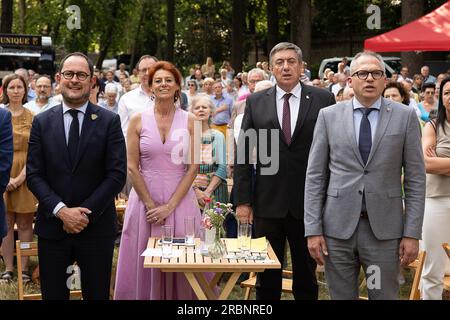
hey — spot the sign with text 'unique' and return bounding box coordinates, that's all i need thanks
[0,34,42,48]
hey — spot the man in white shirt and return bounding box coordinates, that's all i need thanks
[117,55,158,196]
[397,66,412,83]
[118,55,158,139]
[331,73,347,97]
[24,75,58,114]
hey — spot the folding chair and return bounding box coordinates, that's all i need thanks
[408,251,426,300]
[240,270,293,300]
[15,240,83,300]
[443,243,450,292]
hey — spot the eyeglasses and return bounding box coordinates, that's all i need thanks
[188,84,196,87]
[248,79,261,84]
[36,85,51,89]
[351,70,384,80]
[61,71,90,81]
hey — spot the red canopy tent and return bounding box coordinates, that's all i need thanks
[364,1,450,52]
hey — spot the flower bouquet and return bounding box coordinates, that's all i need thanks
[201,197,234,258]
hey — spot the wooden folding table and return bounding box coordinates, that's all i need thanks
[143,237,281,300]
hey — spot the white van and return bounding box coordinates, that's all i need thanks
[318,56,402,79]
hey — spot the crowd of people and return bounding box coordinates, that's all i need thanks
[0,42,449,301]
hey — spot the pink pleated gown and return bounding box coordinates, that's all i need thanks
[114,107,201,300]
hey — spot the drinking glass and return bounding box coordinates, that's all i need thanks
[184,216,195,245]
[161,225,173,258]
[238,222,251,257]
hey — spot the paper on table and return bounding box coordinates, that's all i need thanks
[141,248,184,258]
[225,237,267,252]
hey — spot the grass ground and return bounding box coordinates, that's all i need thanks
[2,241,438,300]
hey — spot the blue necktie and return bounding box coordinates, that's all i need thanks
[359,108,373,165]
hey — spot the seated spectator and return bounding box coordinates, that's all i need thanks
[418,83,437,122]
[311,79,322,88]
[24,75,58,114]
[202,77,215,95]
[129,68,140,84]
[184,80,198,107]
[383,81,409,105]
[412,74,423,96]
[115,63,130,79]
[336,88,344,102]
[223,79,237,101]
[99,83,119,113]
[342,86,355,101]
[397,66,412,83]
[421,65,436,84]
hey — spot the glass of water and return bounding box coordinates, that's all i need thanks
[238,222,251,258]
[161,225,173,258]
[184,216,195,245]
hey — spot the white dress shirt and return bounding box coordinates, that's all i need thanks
[118,85,154,139]
[53,102,88,215]
[276,82,302,137]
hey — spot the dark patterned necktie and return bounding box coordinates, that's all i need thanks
[282,93,292,145]
[359,108,374,164]
[68,109,80,165]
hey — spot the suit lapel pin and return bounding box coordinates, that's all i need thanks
[91,114,98,120]
[306,95,310,99]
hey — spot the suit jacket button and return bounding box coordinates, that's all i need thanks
[364,170,369,175]
[358,190,363,195]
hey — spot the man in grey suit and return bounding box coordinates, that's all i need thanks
[304,51,426,300]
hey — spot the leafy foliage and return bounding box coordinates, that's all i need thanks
[2,0,447,72]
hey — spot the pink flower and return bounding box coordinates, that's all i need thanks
[201,216,212,229]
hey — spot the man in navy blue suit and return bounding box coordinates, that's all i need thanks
[27,52,127,300]
[0,108,13,247]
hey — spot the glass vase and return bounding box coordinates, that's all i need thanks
[208,227,225,259]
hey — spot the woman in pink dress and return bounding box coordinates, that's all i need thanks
[114,61,200,299]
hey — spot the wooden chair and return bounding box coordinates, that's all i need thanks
[240,270,293,299]
[15,240,83,300]
[240,266,325,299]
[408,251,426,300]
[443,243,450,292]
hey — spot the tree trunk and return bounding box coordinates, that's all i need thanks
[266,0,279,53]
[166,0,175,62]
[290,0,311,63]
[130,0,147,69]
[231,0,246,72]
[0,0,13,33]
[401,0,424,75]
[96,0,121,69]
[52,0,67,44]
[19,0,26,33]
[247,1,258,65]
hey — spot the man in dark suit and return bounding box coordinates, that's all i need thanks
[0,108,13,247]
[234,42,335,300]
[27,52,127,300]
